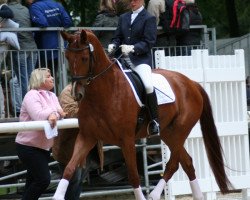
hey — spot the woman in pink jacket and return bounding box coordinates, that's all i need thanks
[15,68,66,200]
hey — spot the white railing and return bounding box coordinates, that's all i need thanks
[155,49,250,200]
[0,118,78,134]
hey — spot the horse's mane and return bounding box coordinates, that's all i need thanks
[84,29,112,65]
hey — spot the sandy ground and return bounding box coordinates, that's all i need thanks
[81,192,243,200]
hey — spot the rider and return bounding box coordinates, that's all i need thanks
[108,0,159,136]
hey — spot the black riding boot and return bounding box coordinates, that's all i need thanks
[147,91,160,136]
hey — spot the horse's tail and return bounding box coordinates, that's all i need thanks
[197,83,233,194]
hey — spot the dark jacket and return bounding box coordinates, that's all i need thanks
[111,8,157,66]
[92,11,119,48]
[29,0,72,58]
[0,4,13,20]
[8,1,37,50]
[176,4,203,46]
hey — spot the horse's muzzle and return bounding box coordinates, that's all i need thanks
[72,82,85,101]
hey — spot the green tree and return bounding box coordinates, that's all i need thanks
[198,0,248,38]
[60,0,98,26]
[225,0,239,37]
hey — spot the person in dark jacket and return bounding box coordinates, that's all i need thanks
[175,1,203,55]
[25,0,72,77]
[0,0,13,19]
[92,0,119,48]
[8,0,38,100]
[108,0,159,137]
[0,0,15,118]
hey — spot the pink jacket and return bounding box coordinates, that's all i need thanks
[15,89,62,150]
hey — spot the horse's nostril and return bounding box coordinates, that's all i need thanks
[75,93,83,101]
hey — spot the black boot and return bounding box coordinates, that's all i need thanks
[146,91,160,136]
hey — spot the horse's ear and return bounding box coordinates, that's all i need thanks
[60,31,74,43]
[80,30,87,44]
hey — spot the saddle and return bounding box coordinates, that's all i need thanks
[118,57,148,132]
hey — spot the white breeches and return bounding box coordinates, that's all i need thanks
[132,63,154,94]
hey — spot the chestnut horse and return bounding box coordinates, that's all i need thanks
[53,30,232,200]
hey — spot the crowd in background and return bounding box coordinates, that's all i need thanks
[0,0,205,120]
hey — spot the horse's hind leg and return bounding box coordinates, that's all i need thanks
[179,148,204,200]
[149,147,181,200]
[53,131,96,200]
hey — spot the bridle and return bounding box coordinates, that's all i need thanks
[66,42,94,85]
[66,40,120,86]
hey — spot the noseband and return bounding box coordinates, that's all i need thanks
[66,42,94,85]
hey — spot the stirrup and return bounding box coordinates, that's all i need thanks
[147,120,160,137]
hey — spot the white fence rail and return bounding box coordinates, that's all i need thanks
[0,118,78,134]
[155,49,250,200]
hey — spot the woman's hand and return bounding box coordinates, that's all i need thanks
[48,113,58,128]
[57,109,67,118]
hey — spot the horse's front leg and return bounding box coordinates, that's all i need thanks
[53,132,96,200]
[121,140,146,200]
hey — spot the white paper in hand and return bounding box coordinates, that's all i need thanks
[44,122,58,139]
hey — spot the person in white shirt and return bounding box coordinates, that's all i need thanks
[108,0,159,136]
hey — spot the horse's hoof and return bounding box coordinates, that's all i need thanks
[148,192,161,200]
[52,195,64,200]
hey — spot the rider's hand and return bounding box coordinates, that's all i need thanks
[108,44,116,53]
[120,45,134,55]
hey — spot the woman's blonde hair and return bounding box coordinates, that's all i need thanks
[99,0,116,13]
[28,68,51,90]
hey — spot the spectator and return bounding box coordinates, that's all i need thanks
[108,0,159,136]
[0,0,20,49]
[15,68,66,199]
[52,84,91,200]
[8,0,38,100]
[147,0,165,26]
[25,0,72,77]
[9,73,22,116]
[175,1,203,55]
[147,0,176,47]
[92,0,119,48]
[0,0,19,118]
[0,40,8,118]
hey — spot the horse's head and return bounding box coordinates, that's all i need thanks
[61,30,98,101]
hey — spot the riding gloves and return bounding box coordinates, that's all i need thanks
[120,45,134,55]
[108,44,116,53]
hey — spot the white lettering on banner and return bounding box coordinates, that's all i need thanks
[44,8,60,14]
[47,13,61,17]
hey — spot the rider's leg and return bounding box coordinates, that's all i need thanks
[132,64,160,136]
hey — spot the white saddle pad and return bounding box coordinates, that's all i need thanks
[153,73,175,105]
[116,59,176,107]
